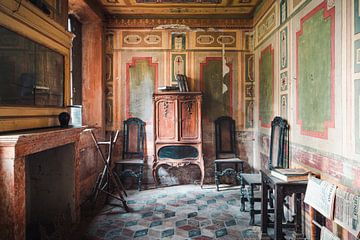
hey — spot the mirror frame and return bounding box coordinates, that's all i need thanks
[0,0,73,132]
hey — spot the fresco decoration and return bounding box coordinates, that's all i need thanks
[292,0,306,13]
[244,32,254,51]
[245,84,254,98]
[135,0,221,3]
[195,32,237,48]
[171,33,186,50]
[105,100,113,125]
[256,4,276,45]
[171,53,187,84]
[356,79,360,154]
[105,32,114,127]
[355,39,360,73]
[126,57,158,121]
[245,100,254,128]
[280,94,288,119]
[280,0,287,24]
[280,71,288,91]
[122,31,163,48]
[355,0,360,34]
[259,45,274,128]
[296,2,335,139]
[200,57,232,121]
[245,54,254,82]
[280,27,288,70]
[108,18,253,29]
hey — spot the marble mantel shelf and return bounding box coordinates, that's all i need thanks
[0,126,86,240]
[0,127,85,159]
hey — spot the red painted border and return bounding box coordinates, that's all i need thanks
[126,57,158,120]
[258,44,274,128]
[199,57,233,116]
[296,1,335,139]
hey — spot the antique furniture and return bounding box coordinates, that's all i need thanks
[152,92,204,187]
[89,130,128,211]
[214,116,245,191]
[114,117,145,191]
[240,116,289,225]
[260,170,307,240]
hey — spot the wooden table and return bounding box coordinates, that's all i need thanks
[239,173,262,225]
[260,170,307,240]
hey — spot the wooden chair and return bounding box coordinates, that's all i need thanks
[114,117,145,191]
[239,116,289,225]
[214,116,245,191]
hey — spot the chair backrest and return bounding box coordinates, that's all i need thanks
[214,116,237,159]
[268,116,289,170]
[122,117,145,159]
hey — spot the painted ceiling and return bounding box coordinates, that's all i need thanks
[97,0,262,19]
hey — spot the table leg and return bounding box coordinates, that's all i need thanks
[249,184,255,225]
[274,185,285,240]
[261,176,270,239]
[292,193,304,239]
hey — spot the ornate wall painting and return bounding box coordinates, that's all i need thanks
[292,0,306,13]
[126,57,158,121]
[296,2,335,139]
[245,84,254,98]
[280,27,288,70]
[356,79,360,154]
[122,31,163,48]
[280,0,287,24]
[280,94,288,119]
[244,32,254,51]
[256,4,276,46]
[280,71,288,91]
[171,53,187,84]
[105,32,114,128]
[200,57,232,121]
[245,100,254,128]
[171,33,186,50]
[355,0,360,34]
[355,39,360,73]
[245,54,254,82]
[259,45,274,128]
[194,31,237,49]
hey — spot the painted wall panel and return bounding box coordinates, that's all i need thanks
[259,45,274,128]
[126,57,157,121]
[296,2,334,139]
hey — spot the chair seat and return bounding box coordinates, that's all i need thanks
[115,159,144,165]
[214,158,245,163]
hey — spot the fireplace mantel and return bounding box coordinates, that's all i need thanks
[0,127,85,240]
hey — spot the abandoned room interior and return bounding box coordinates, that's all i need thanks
[0,0,360,239]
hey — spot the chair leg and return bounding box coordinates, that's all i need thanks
[137,165,144,191]
[249,185,255,225]
[215,163,220,191]
[240,185,246,212]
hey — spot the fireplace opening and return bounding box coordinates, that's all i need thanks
[25,143,75,239]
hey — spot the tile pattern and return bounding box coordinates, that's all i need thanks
[85,185,261,239]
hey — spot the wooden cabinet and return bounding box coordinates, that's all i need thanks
[152,92,204,187]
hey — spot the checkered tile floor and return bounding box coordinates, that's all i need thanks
[83,185,262,239]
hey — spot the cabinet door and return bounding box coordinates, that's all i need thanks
[155,98,177,142]
[179,97,200,142]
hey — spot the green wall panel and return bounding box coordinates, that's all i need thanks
[355,0,360,34]
[128,59,155,121]
[259,46,274,127]
[201,58,231,121]
[297,8,332,134]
